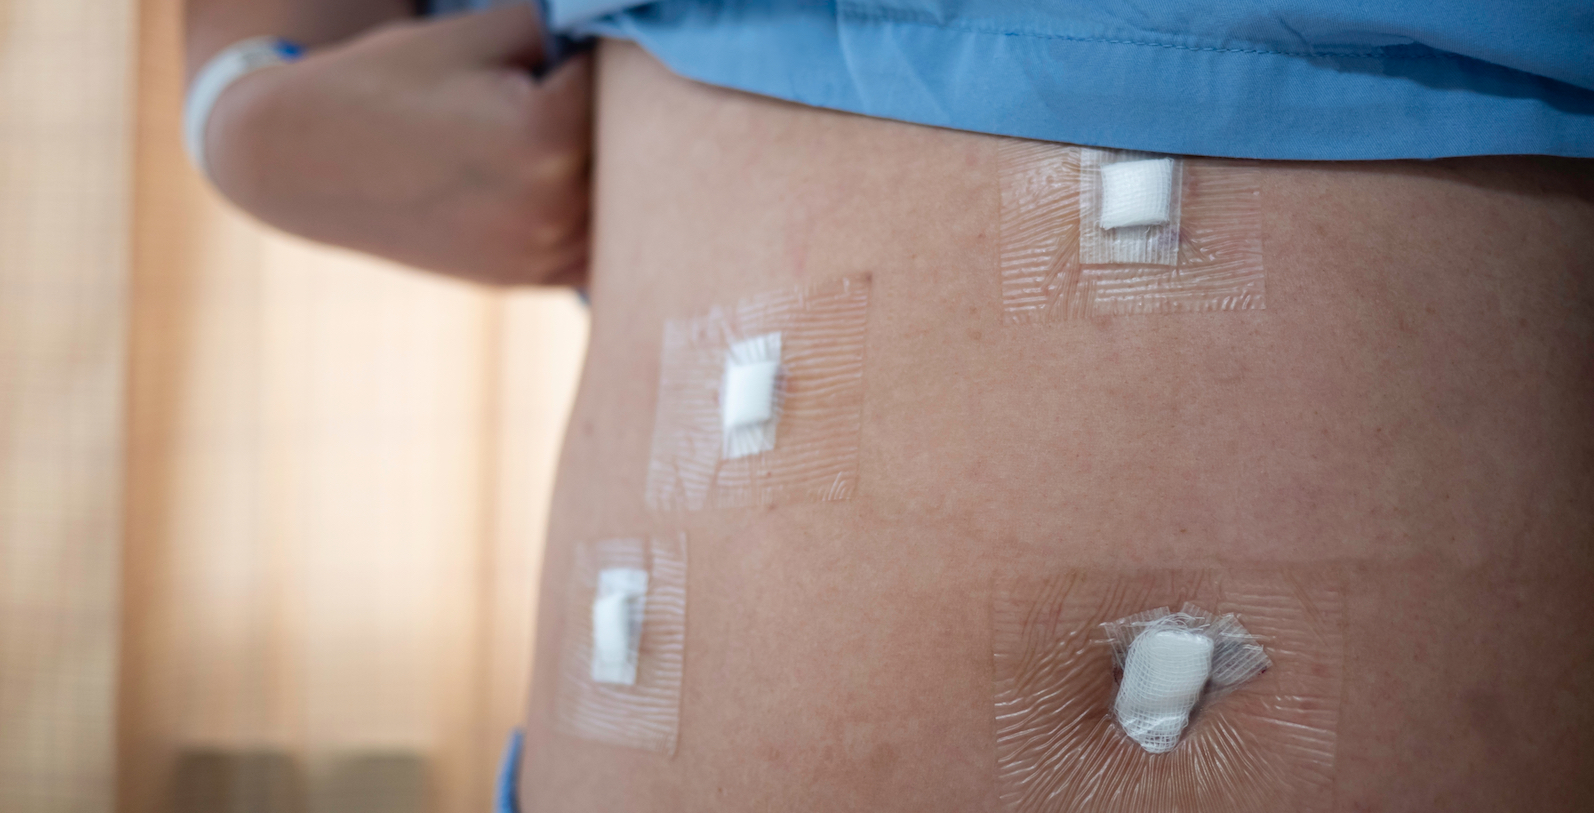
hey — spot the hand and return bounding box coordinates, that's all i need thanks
[204,4,592,287]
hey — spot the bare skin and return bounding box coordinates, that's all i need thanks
[519,41,1594,811]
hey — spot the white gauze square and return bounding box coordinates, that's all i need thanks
[1099,157,1175,230]
[720,332,782,460]
[590,567,648,685]
[1103,605,1271,754]
[1114,622,1214,753]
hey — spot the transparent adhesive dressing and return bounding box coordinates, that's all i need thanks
[646,274,870,510]
[993,567,1344,813]
[997,140,1265,322]
[554,535,688,754]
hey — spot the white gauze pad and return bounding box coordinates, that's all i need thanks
[1099,157,1175,230]
[720,332,782,460]
[591,567,648,685]
[1114,621,1215,753]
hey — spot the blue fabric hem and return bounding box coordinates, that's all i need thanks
[838,5,1452,61]
[576,2,1594,160]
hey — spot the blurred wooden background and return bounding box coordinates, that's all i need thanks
[0,0,589,810]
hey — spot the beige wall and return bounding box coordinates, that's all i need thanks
[1,1,587,810]
[1,0,134,810]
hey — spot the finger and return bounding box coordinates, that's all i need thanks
[522,50,594,142]
[424,3,546,68]
[538,48,593,102]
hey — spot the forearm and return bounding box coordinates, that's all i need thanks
[185,0,416,80]
[183,1,590,286]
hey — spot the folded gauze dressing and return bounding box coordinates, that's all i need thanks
[1099,157,1176,230]
[591,567,649,685]
[1114,619,1215,753]
[720,332,783,460]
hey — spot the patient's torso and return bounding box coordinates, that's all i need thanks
[519,40,1594,812]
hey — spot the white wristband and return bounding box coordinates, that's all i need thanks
[183,37,302,181]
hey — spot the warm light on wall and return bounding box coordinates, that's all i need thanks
[0,2,589,811]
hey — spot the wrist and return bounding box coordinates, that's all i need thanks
[183,37,302,183]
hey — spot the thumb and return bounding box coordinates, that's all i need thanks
[423,3,547,68]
